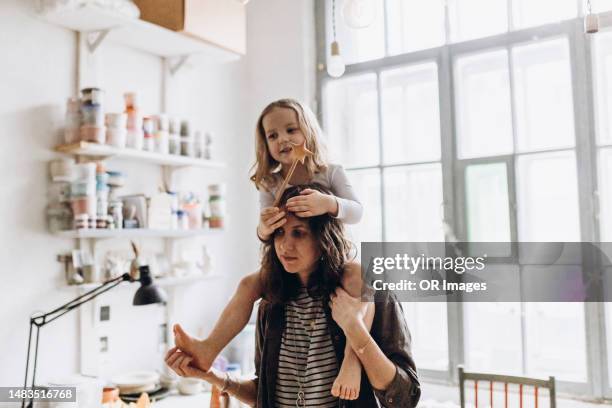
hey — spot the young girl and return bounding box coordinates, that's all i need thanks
[175,99,372,401]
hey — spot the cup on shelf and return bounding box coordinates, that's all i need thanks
[74,162,96,182]
[49,158,75,182]
[71,182,96,197]
[106,128,126,148]
[105,113,127,128]
[71,195,96,216]
[80,125,106,144]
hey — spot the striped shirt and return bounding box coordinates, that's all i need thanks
[275,287,339,407]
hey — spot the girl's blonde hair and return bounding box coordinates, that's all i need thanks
[250,99,327,191]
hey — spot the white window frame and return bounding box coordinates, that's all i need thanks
[315,0,608,399]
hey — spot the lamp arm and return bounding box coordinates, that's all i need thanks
[22,273,133,408]
[35,273,132,325]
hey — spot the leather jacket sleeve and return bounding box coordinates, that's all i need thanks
[370,291,421,408]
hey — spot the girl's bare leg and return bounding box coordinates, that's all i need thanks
[331,262,374,400]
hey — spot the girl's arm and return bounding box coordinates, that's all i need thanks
[328,164,363,224]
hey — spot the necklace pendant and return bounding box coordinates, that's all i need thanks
[296,391,306,407]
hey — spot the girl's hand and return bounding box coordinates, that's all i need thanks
[165,347,210,380]
[329,288,368,333]
[258,207,286,240]
[286,189,338,217]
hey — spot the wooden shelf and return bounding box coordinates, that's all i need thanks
[55,228,222,239]
[38,4,240,60]
[55,142,225,168]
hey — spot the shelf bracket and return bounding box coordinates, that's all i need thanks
[85,29,110,54]
[168,55,190,76]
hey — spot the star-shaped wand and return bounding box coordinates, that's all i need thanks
[273,142,313,207]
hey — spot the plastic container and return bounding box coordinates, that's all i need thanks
[47,204,72,233]
[106,127,126,148]
[71,182,95,197]
[169,134,181,155]
[74,162,96,182]
[80,125,106,144]
[181,138,195,157]
[71,196,96,216]
[155,130,169,154]
[177,210,188,230]
[208,184,225,229]
[183,202,202,229]
[48,182,71,204]
[110,201,123,230]
[144,134,155,152]
[49,158,75,182]
[80,104,104,127]
[105,113,127,128]
[81,87,104,105]
[107,171,125,188]
[127,129,144,150]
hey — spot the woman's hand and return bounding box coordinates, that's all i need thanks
[257,207,286,240]
[329,287,368,333]
[165,347,210,380]
[286,189,338,217]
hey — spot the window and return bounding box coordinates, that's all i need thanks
[320,0,605,398]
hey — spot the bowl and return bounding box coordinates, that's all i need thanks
[177,377,203,395]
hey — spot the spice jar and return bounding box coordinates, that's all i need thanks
[208,184,225,229]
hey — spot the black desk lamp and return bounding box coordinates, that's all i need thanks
[22,265,167,407]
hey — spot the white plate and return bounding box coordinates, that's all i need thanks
[111,371,160,388]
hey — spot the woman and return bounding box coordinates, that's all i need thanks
[166,185,420,407]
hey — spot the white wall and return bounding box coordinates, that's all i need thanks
[0,0,315,388]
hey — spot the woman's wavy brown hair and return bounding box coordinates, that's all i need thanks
[259,184,354,305]
[250,99,328,192]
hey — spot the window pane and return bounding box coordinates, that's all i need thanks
[402,302,449,371]
[347,169,382,244]
[524,302,587,382]
[448,0,508,42]
[386,0,445,55]
[455,50,514,159]
[465,163,512,242]
[592,0,612,13]
[513,38,575,152]
[600,148,612,241]
[517,151,581,241]
[323,74,380,167]
[464,300,523,375]
[381,62,441,165]
[593,31,612,147]
[384,164,444,241]
[329,0,385,64]
[512,0,576,29]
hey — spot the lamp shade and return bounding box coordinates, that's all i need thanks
[133,266,167,305]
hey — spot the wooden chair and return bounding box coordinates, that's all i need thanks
[458,366,556,408]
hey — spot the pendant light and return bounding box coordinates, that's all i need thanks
[585,0,599,33]
[342,0,376,29]
[328,0,346,78]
